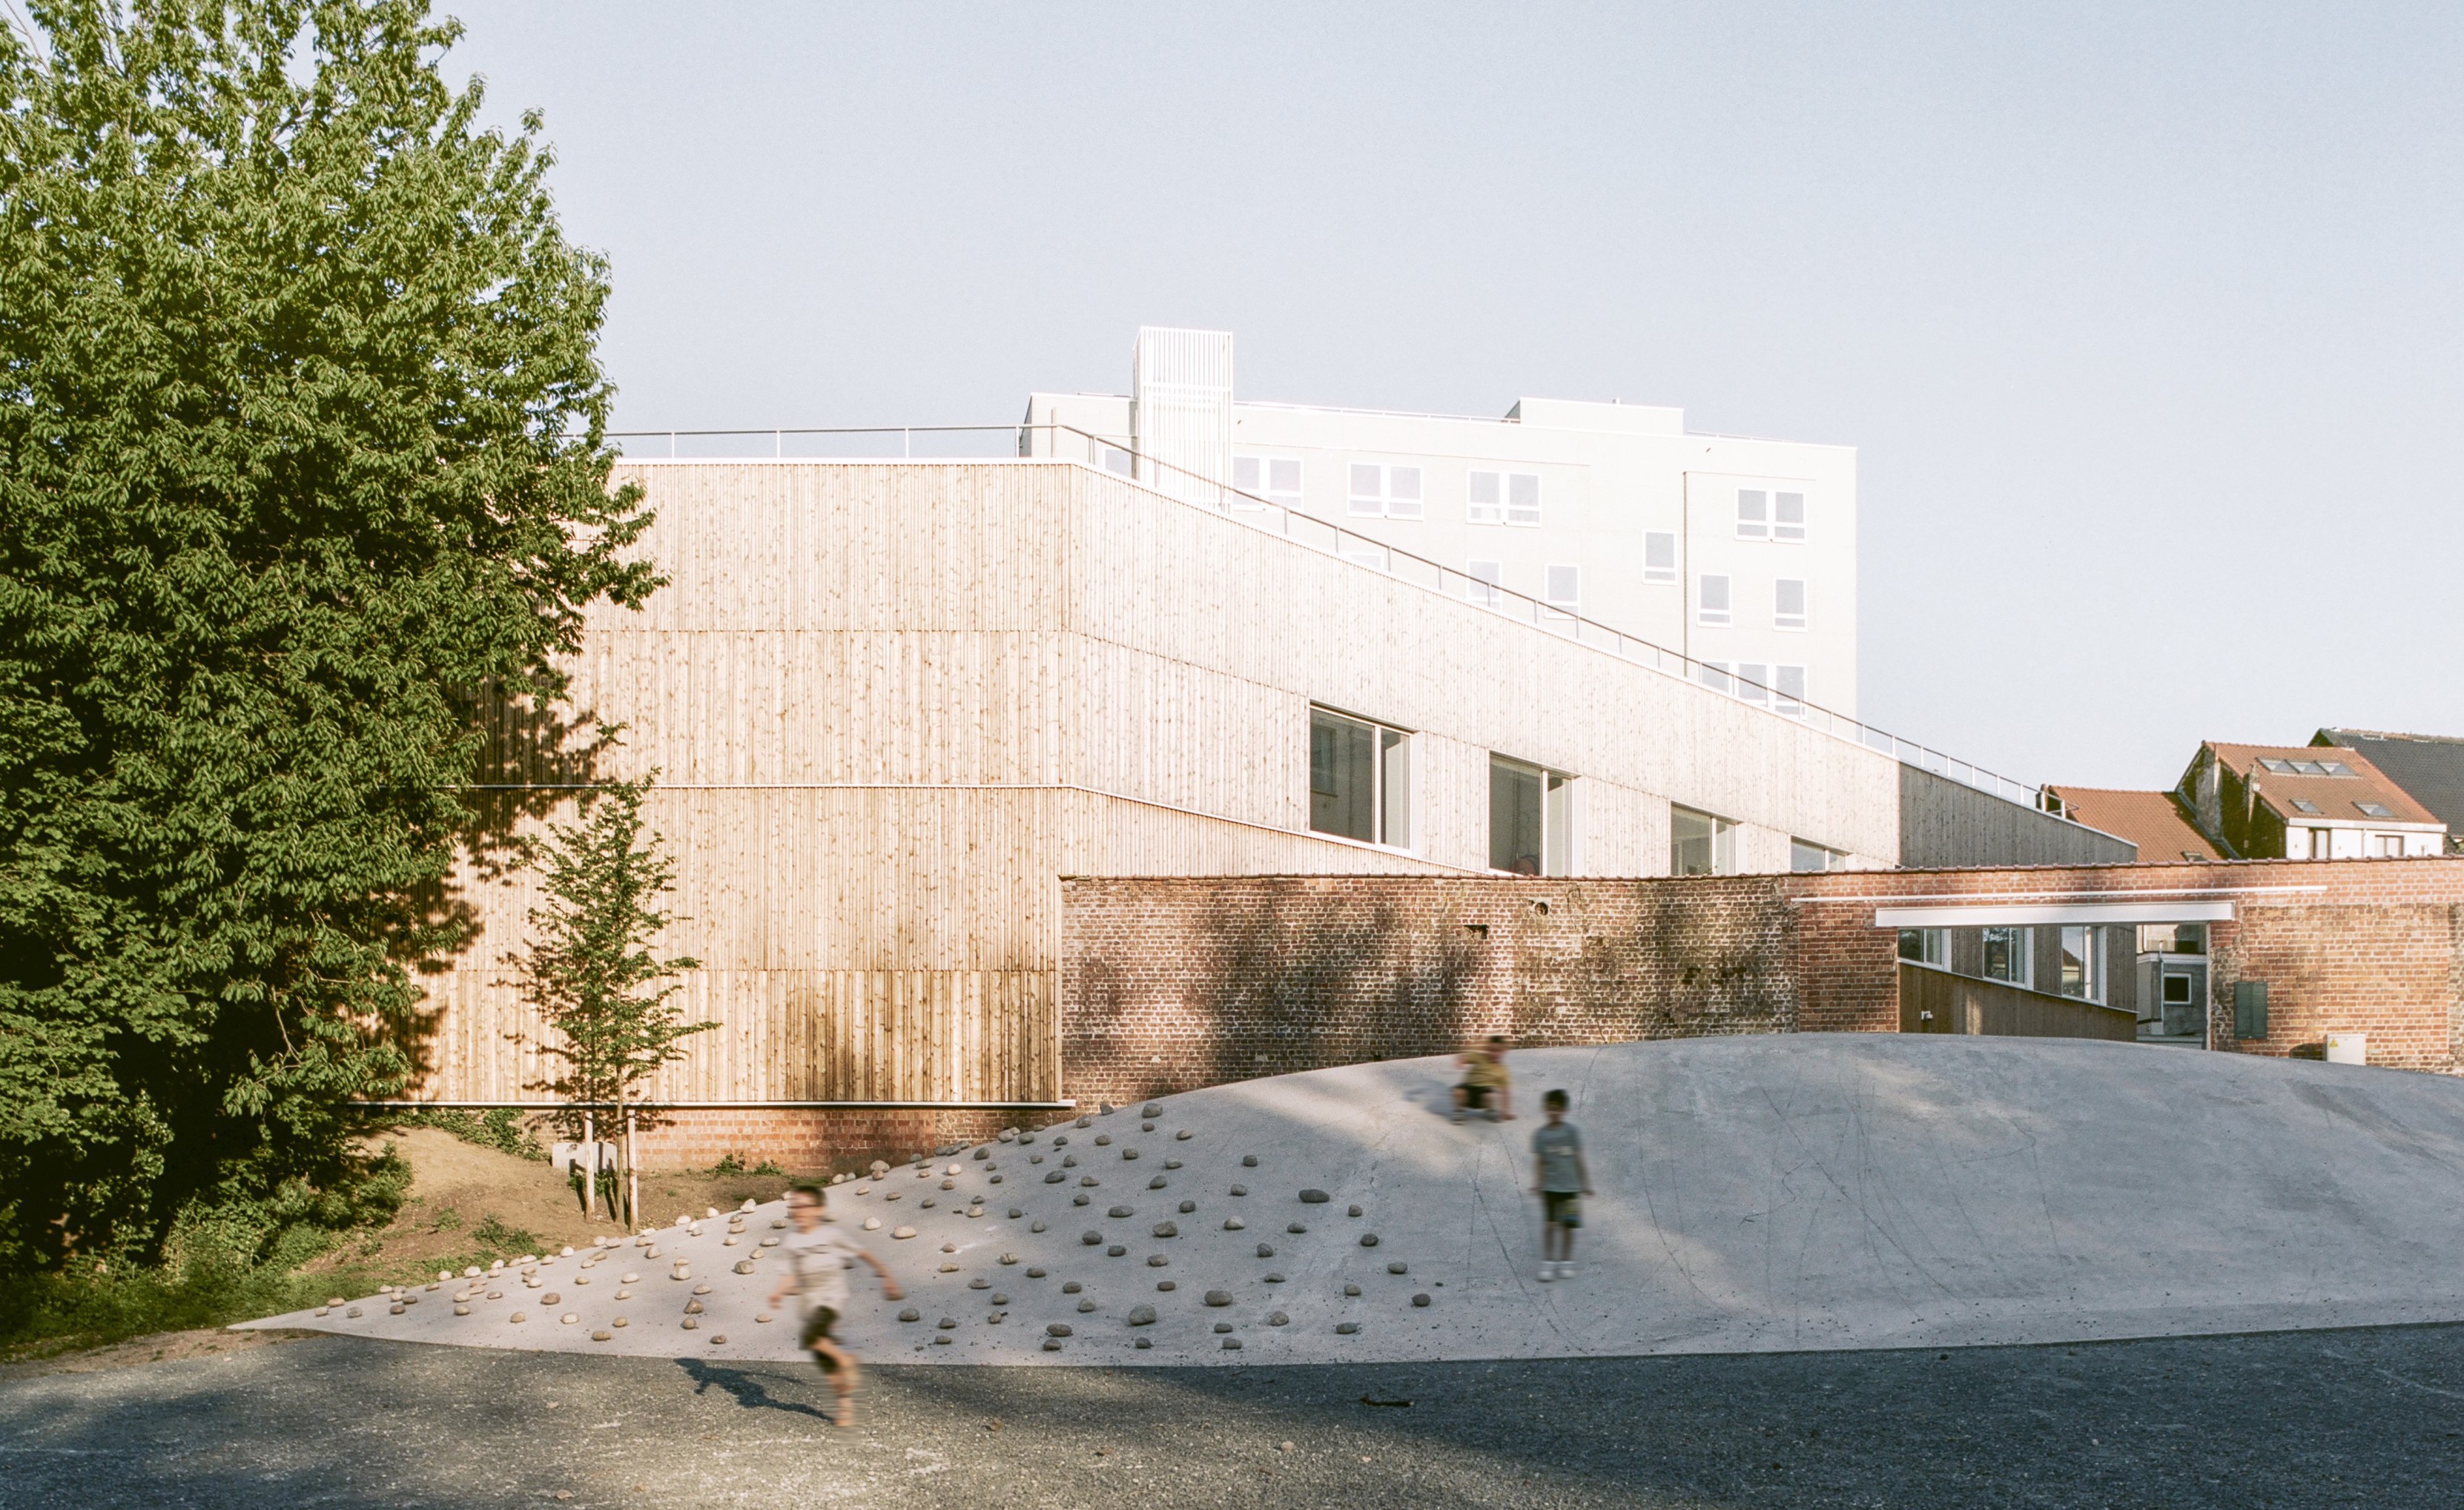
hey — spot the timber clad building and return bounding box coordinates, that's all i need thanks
[406,334,2464,1168]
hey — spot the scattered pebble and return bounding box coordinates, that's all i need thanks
[1335,1321,1360,1335]
[1175,1130,1192,1141]
[1269,1311,1290,1326]
[1299,1189,1331,1204]
[1360,1234,1380,1247]
[1229,1185,1247,1197]
[1147,1255,1169,1268]
[1348,1205,1363,1218]
[1180,1201,1198,1214]
[1109,1205,1134,1219]
[1026,1267,1048,1279]
[1063,1281,1083,1294]
[1204,1290,1234,1307]
[1412,1294,1432,1308]
[1388,1262,1408,1274]
[1083,1231,1104,1246]
[1221,1337,1242,1349]
[1344,1284,1361,1297]
[1107,1245,1127,1256]
[1047,1322,1073,1337]
[1241,1155,1258,1168]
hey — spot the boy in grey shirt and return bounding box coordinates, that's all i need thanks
[767,1183,903,1425]
[1531,1088,1591,1281]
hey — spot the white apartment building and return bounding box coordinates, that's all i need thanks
[1025,326,1858,720]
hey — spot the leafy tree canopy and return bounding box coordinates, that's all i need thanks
[0,0,658,1268]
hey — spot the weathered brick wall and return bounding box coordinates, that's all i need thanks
[624,1108,1031,1176]
[1062,874,1800,1110]
[1061,859,2464,1109]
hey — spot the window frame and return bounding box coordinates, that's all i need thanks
[1231,454,1303,509]
[1669,804,1737,877]
[1347,462,1424,520]
[1897,927,1947,966]
[1544,564,1581,612]
[1488,754,1576,877]
[2058,925,2105,1002]
[1697,573,1732,627]
[1470,469,1542,527]
[1466,558,1504,609]
[1791,838,1848,872]
[1773,490,1806,543]
[1736,488,1768,540]
[1774,578,1808,632]
[1308,705,1413,850]
[1643,530,1677,583]
[1981,926,2032,987]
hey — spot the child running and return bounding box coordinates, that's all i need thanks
[767,1182,904,1426]
[1453,1033,1515,1122]
[1531,1088,1591,1282]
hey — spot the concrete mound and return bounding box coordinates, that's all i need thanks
[242,1036,2464,1364]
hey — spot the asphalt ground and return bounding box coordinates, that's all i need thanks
[4,1323,2461,1509]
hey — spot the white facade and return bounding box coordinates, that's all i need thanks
[1026,326,1859,718]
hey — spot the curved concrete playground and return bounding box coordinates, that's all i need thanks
[240,1034,2464,1363]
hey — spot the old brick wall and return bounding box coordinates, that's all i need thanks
[1060,859,2464,1109]
[622,1108,1035,1175]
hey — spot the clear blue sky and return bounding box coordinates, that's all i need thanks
[441,1,2462,790]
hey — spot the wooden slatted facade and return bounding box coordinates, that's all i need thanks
[409,460,1907,1113]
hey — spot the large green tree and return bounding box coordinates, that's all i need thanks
[0,0,658,1267]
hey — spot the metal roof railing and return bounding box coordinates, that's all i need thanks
[601,422,2079,823]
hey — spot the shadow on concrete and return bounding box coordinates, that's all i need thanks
[673,1356,835,1420]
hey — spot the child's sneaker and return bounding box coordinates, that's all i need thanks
[1536,1265,1555,1282]
[1554,1262,1574,1279]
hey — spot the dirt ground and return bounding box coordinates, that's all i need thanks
[0,1325,323,1380]
[312,1127,802,1277]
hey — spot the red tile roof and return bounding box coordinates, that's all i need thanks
[2044,787,2213,861]
[2205,743,2441,827]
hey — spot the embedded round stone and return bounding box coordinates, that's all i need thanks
[1094,1134,1111,1146]
[1141,1122,1156,1133]
[991,1293,1010,1305]
[1256,1243,1275,1258]
[1179,1201,1197,1214]
[561,1314,579,1325]
[1044,1171,1066,1184]
[1080,1176,1100,1188]
[1073,1195,1091,1207]
[612,1317,629,1328]
[1000,1252,1019,1265]
[1076,1116,1093,1128]
[898,1307,921,1322]
[712,1334,729,1345]
[939,1263,961,1274]
[893,1226,917,1239]
[1063,1281,1083,1294]
[506,1311,523,1322]
[1223,1217,1245,1231]
[1030,1221,1048,1234]
[328,1297,346,1308]
[1268,1311,1289,1326]
[1128,1304,1157,1325]
[1335,1321,1361,1335]
[1026,1267,1048,1278]
[1344,1284,1362,1297]
[1203,1290,1234,1307]
[1077,1298,1096,1313]
[1143,1102,1162,1117]
[937,1316,959,1329]
[1387,1262,1408,1275]
[389,1304,406,1315]
[862,1217,881,1231]
[1348,1205,1364,1217]
[1164,1159,1183,1170]
[1229,1185,1247,1197]
[1083,1231,1104,1245]
[1175,1130,1192,1141]
[453,1304,471,1316]
[693,1283,713,1295]
[1265,1273,1286,1283]
[1298,1189,1331,1205]
[1147,1254,1169,1267]
[1288,1222,1308,1234]
[1157,1279,1176,1291]
[942,1242,959,1254]
[1360,1234,1380,1247]
[1107,1245,1127,1256]
[1108,1205,1134,1219]
[1008,1208,1024,1219]
[968,1277,991,1290]
[684,1299,704,1314]
[592,1330,612,1342]
[1047,1322,1073,1337]
[1152,1221,1177,1239]
[1122,1148,1139,1160]
[1241,1155,1258,1168]
[1149,1176,1169,1190]
[543,1293,561,1305]
[1412,1293,1432,1307]
[681,1317,699,1330]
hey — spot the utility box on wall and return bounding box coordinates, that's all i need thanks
[2233,980,2268,1040]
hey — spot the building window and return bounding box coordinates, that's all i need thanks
[1670,804,1736,876]
[1791,838,1847,872]
[1774,491,1806,542]
[1897,927,1946,966]
[1545,565,1580,611]
[1737,489,1767,540]
[1490,756,1574,875]
[1098,445,1134,477]
[1507,471,1541,526]
[1697,660,1731,694]
[2137,922,2206,955]
[2354,801,2393,818]
[1349,463,1423,520]
[1472,470,1541,526]
[1774,579,1807,631]
[1232,454,1301,508]
[1467,559,1503,609]
[1981,926,2032,987]
[1697,574,1731,626]
[1309,706,1411,848]
[2058,927,2104,1001]
[1644,531,1677,583]
[1775,664,1806,716]
[1735,662,1771,707]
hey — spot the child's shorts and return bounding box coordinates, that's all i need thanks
[1543,1192,1582,1228]
[1459,1083,1492,1109]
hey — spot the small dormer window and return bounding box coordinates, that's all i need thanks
[2290,798,2322,815]
[2356,801,2394,818]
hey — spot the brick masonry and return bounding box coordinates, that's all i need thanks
[618,857,2464,1168]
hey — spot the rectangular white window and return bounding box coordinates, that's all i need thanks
[1506,471,1542,526]
[1737,489,1768,540]
[1347,463,1421,519]
[1231,454,1301,508]
[1791,838,1847,872]
[1897,927,1947,965]
[1671,804,1737,876]
[1774,490,1806,542]
[1467,559,1503,609]
[1467,470,1502,525]
[1698,574,1731,626]
[1310,706,1411,849]
[1545,565,1580,610]
[1982,926,2032,987]
[1341,545,1388,572]
[1775,664,1806,716]
[1490,755,1576,876]
[2059,926,2104,1001]
[1774,578,1807,631]
[1735,662,1770,707]
[1644,531,1677,583]
[1698,660,1731,695]
[1098,445,1134,477]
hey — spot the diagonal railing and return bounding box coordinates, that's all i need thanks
[601,421,2084,824]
